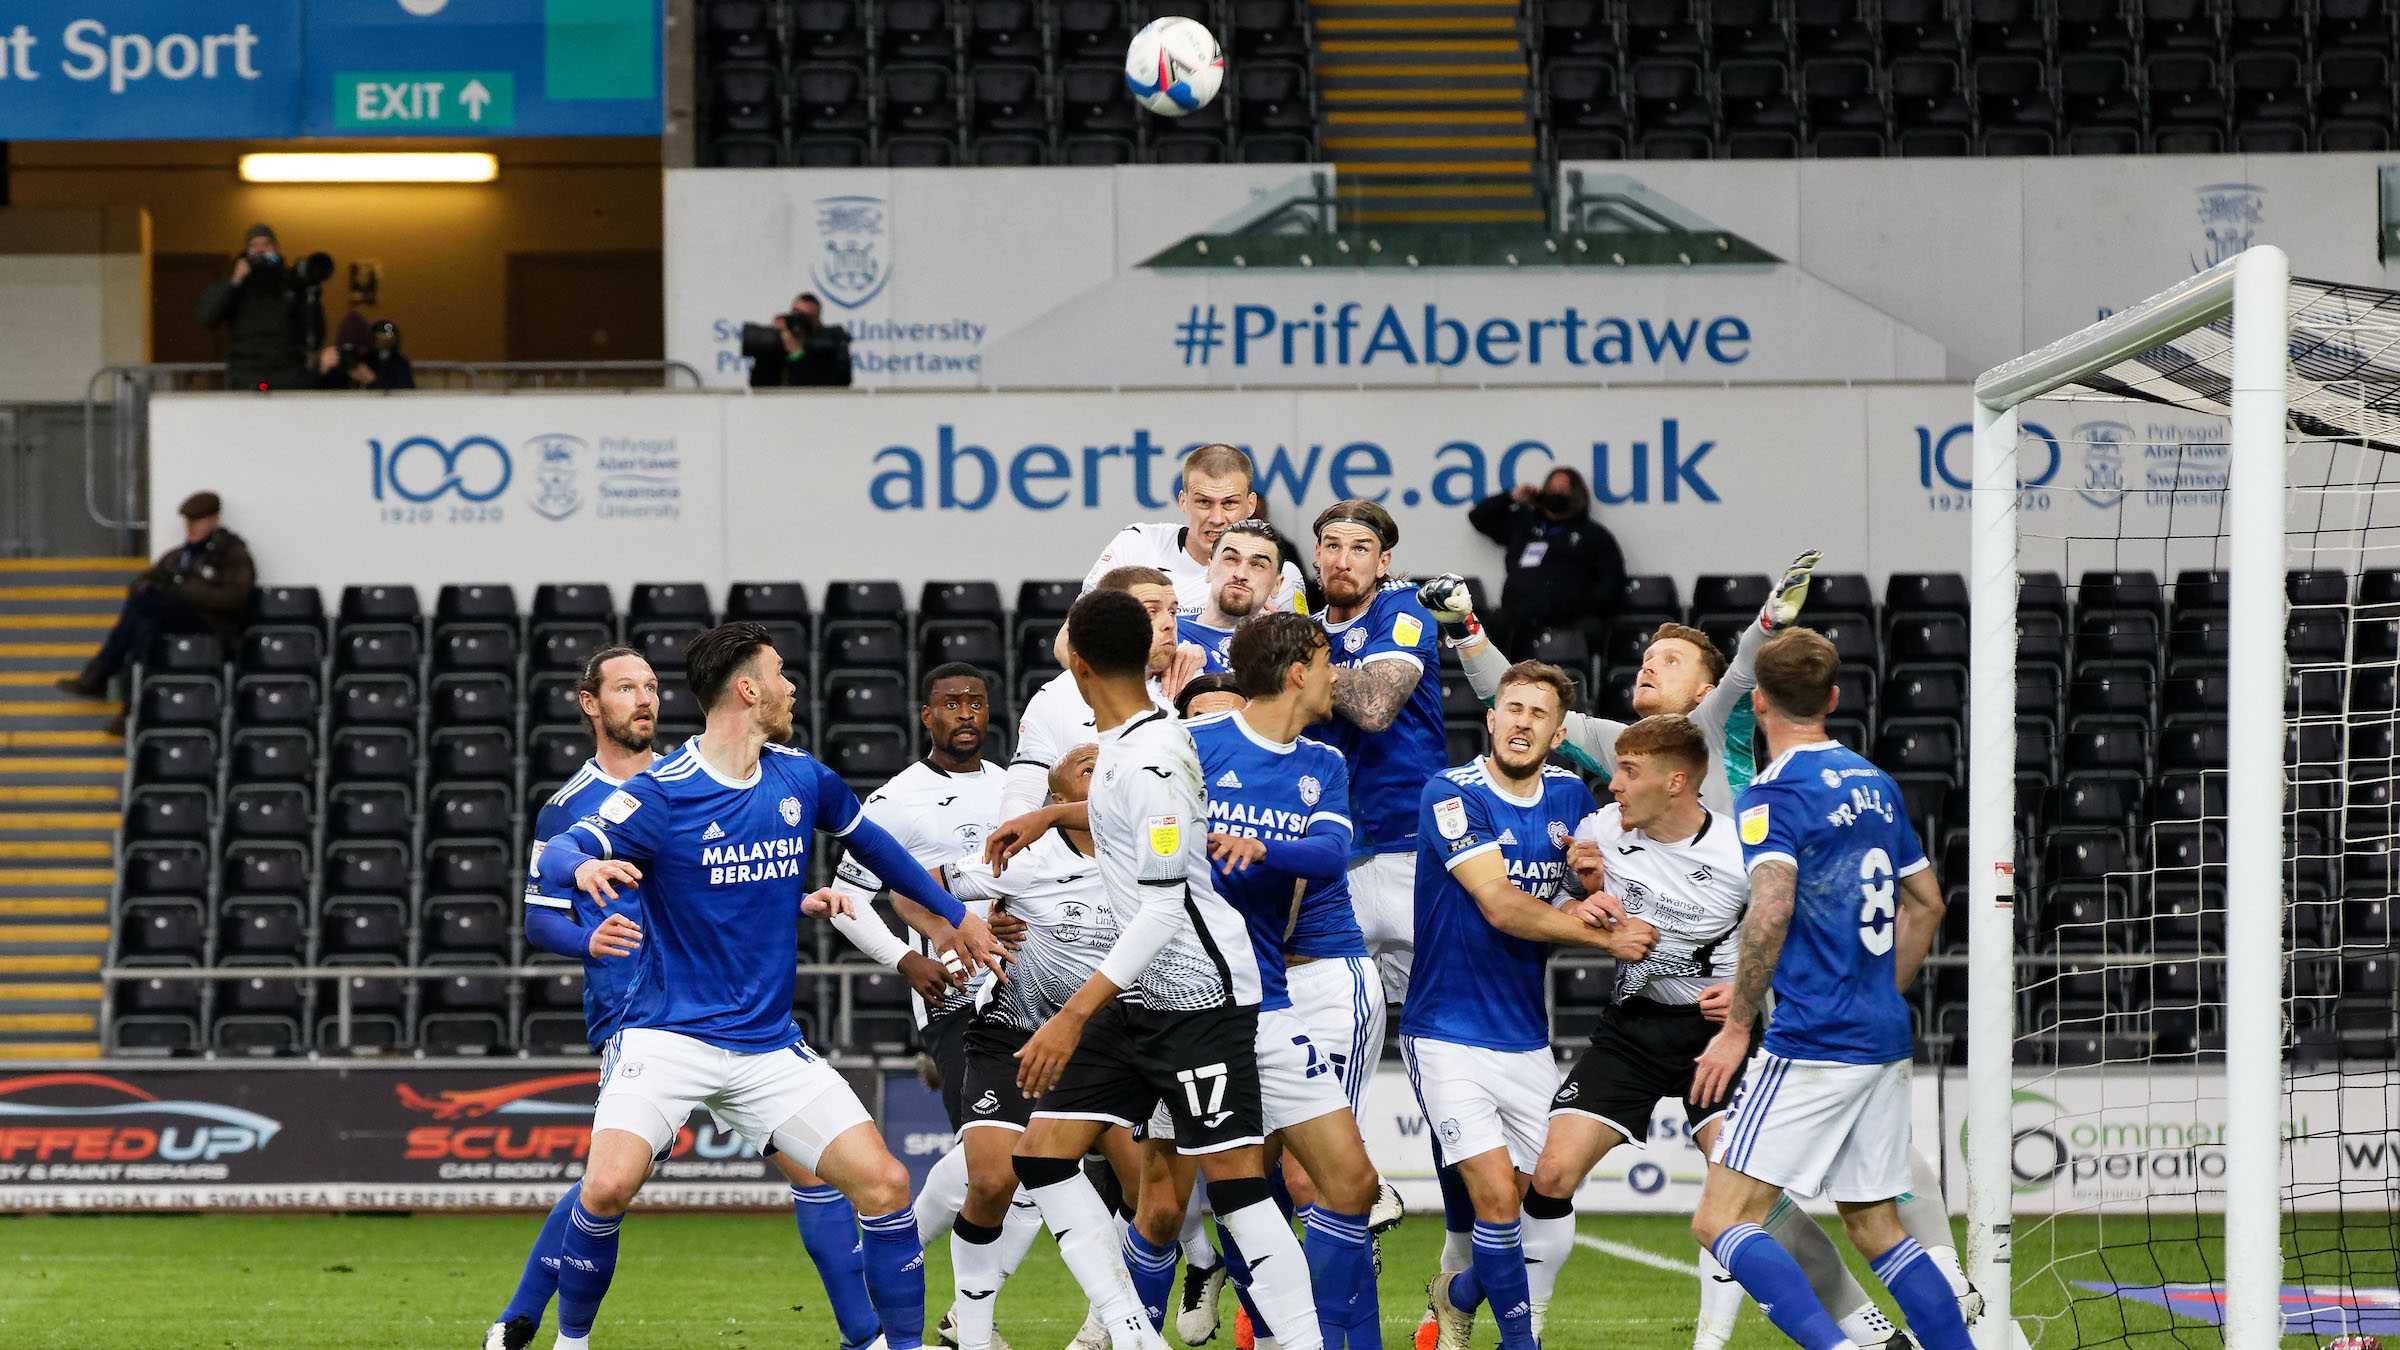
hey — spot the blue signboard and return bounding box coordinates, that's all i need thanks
[0,0,658,141]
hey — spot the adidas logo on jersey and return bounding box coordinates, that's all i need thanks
[1496,828,1518,845]
[1216,769,1243,789]
[701,820,726,841]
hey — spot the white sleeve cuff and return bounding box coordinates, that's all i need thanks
[1442,841,1500,871]
[1359,650,1424,673]
[572,819,612,859]
[524,893,572,911]
[829,905,915,968]
[1897,856,1931,878]
[1745,851,1797,873]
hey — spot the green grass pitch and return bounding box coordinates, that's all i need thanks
[0,1211,2382,1348]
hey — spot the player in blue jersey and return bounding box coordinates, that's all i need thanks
[482,647,902,1350]
[1307,499,1447,1007]
[534,624,1005,1350]
[1688,629,1970,1350]
[1176,520,1285,675]
[1404,660,1659,1350]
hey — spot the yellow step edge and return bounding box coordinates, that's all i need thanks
[0,586,130,601]
[0,1013,97,1032]
[1319,62,1527,75]
[0,954,101,972]
[0,898,107,915]
[0,731,122,749]
[0,868,115,885]
[0,925,111,942]
[0,786,120,803]
[0,1042,105,1059]
[1328,109,1528,123]
[1325,134,1537,149]
[0,812,122,829]
[0,757,126,775]
[0,557,143,573]
[1324,87,1527,101]
[0,673,84,687]
[0,644,104,658]
[1333,159,1532,173]
[1,615,117,629]
[1348,181,1541,197]
[0,841,111,859]
[0,702,123,717]
[1320,38,1523,50]
[1353,208,1551,223]
[0,982,103,999]
[1317,15,1520,28]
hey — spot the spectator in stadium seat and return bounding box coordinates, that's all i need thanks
[750,293,853,388]
[196,224,324,392]
[1468,466,1626,656]
[55,492,255,734]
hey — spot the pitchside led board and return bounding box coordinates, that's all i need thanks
[0,0,659,140]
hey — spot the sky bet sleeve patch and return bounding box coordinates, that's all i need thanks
[1739,803,1771,846]
[1393,614,1423,648]
[598,790,641,824]
[1148,814,1179,856]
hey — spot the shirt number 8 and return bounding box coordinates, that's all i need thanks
[1857,847,1896,956]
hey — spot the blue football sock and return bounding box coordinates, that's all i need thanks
[1873,1236,1975,1350]
[498,1182,579,1328]
[1266,1162,1296,1221]
[1469,1220,1535,1350]
[1713,1223,1848,1350]
[858,1206,929,1350]
[554,1199,622,1339]
[1435,1161,1473,1237]
[1303,1206,1379,1350]
[1215,1217,1271,1337]
[792,1184,882,1347]
[1123,1226,1181,1331]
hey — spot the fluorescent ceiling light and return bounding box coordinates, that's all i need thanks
[238,152,498,184]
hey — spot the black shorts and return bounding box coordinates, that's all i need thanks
[959,1016,1037,1133]
[1549,998,1753,1144]
[1036,1001,1263,1155]
[924,1004,975,1132]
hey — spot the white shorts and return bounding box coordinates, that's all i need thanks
[1346,852,1417,1000]
[1287,955,1386,1111]
[593,1028,871,1173]
[1709,1051,1914,1202]
[1401,1035,1558,1173]
[1148,1005,1353,1141]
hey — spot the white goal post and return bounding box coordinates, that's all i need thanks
[1966,245,2293,1350]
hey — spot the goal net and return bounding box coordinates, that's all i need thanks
[1967,247,2400,1350]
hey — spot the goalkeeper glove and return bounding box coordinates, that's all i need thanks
[1761,548,1823,631]
[1414,573,1482,645]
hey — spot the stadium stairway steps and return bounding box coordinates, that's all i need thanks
[1311,0,1544,227]
[0,557,142,1061]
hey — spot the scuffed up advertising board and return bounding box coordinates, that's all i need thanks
[0,1065,874,1210]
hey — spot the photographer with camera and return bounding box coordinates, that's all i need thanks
[744,292,853,388]
[196,224,330,392]
[315,318,417,391]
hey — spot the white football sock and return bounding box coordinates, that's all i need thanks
[1218,1197,1322,1350]
[952,1218,1006,1350]
[1694,1245,1744,1350]
[1440,1227,1472,1274]
[1521,1212,1574,1306]
[998,1188,1044,1279]
[1026,1172,1152,1350]
[1180,1179,1219,1270]
[915,1144,971,1244]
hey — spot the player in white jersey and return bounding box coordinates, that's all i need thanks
[1418,550,1819,812]
[1005,566,1190,820]
[1008,588,1324,1350]
[1423,559,1978,1324]
[1689,629,1971,1350]
[1076,442,1308,617]
[932,743,1116,1350]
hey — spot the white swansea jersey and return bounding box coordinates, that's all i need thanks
[1575,803,1747,1006]
[833,757,1008,1024]
[944,827,1116,1029]
[1092,709,1262,1012]
[1082,521,1306,616]
[1005,669,1172,817]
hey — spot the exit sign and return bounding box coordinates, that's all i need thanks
[333,70,516,130]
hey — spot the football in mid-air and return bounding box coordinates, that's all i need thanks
[1125,16,1225,115]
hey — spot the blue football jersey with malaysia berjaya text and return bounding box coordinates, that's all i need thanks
[1399,760,1598,1054]
[1308,580,1447,859]
[1188,710,1356,1012]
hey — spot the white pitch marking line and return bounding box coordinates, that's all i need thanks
[1575,1232,1702,1277]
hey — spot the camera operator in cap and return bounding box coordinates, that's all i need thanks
[315,318,417,391]
[56,492,256,736]
[197,224,330,392]
[745,292,853,388]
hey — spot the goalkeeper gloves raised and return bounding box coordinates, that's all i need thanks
[1414,573,1482,645]
[1761,548,1823,631]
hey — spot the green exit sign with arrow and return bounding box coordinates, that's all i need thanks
[333,72,517,130]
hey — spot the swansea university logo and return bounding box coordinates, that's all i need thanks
[2073,420,2131,510]
[526,433,585,520]
[810,195,891,310]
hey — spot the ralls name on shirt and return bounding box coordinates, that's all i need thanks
[701,834,811,884]
[1824,786,1895,829]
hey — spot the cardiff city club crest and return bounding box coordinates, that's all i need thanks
[809,195,891,310]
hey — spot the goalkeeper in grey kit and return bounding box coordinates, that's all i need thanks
[1412,549,1987,1344]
